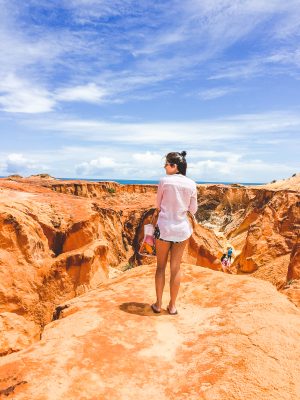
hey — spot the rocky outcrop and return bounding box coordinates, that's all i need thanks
[0,264,299,400]
[287,239,300,281]
[28,173,56,180]
[280,280,300,308]
[0,176,299,357]
[231,190,299,284]
[185,223,223,268]
[43,178,300,286]
[45,180,157,198]
[196,184,261,231]
[280,239,300,307]
[263,173,300,191]
[0,313,40,357]
[0,179,156,355]
[196,184,300,285]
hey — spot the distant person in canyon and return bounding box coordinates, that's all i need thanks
[151,151,198,315]
[227,247,233,262]
[221,253,230,273]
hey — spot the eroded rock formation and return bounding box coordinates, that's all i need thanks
[287,238,300,281]
[196,183,300,286]
[0,174,299,359]
[0,178,158,355]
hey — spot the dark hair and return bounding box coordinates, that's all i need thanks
[165,151,187,175]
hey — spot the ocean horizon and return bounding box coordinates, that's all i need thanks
[0,175,265,186]
[58,177,264,186]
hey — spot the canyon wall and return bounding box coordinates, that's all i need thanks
[0,179,158,355]
[0,176,299,355]
[196,184,300,286]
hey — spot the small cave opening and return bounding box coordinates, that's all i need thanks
[52,232,66,257]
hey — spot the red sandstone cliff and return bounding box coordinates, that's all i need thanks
[0,178,160,355]
[0,178,223,355]
[0,175,299,356]
[196,183,299,285]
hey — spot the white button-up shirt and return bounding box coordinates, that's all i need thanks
[156,174,198,242]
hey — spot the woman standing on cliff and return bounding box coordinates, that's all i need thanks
[151,151,198,315]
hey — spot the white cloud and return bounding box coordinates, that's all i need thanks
[189,153,244,178]
[188,157,296,183]
[0,74,55,113]
[56,83,107,103]
[5,153,29,173]
[0,139,297,183]
[2,153,47,175]
[1,0,299,114]
[132,151,163,165]
[0,1,299,183]
[209,48,300,81]
[75,152,164,178]
[71,149,297,182]
[209,59,264,80]
[75,156,120,176]
[0,0,299,113]
[188,150,237,159]
[198,87,237,100]
[64,0,137,22]
[25,110,300,147]
[26,118,238,144]
[16,109,299,182]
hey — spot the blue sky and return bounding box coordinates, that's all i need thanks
[0,0,300,183]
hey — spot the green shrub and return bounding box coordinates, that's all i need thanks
[287,279,296,286]
[123,263,134,271]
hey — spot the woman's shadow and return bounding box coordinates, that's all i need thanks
[119,302,166,316]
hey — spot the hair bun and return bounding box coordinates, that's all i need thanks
[180,151,187,158]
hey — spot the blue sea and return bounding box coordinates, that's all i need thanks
[58,178,264,186]
[0,176,264,185]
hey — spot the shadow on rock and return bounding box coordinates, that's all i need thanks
[119,302,166,316]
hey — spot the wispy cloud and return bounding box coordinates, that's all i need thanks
[0,1,299,182]
[23,110,300,145]
[209,60,264,80]
[197,87,237,100]
[0,0,299,113]
[0,74,55,113]
[0,140,297,182]
[209,48,300,81]
[70,149,297,182]
[5,108,295,182]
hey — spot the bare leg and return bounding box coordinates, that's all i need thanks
[169,239,188,314]
[153,239,171,311]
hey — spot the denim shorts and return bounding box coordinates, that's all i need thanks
[154,225,182,244]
